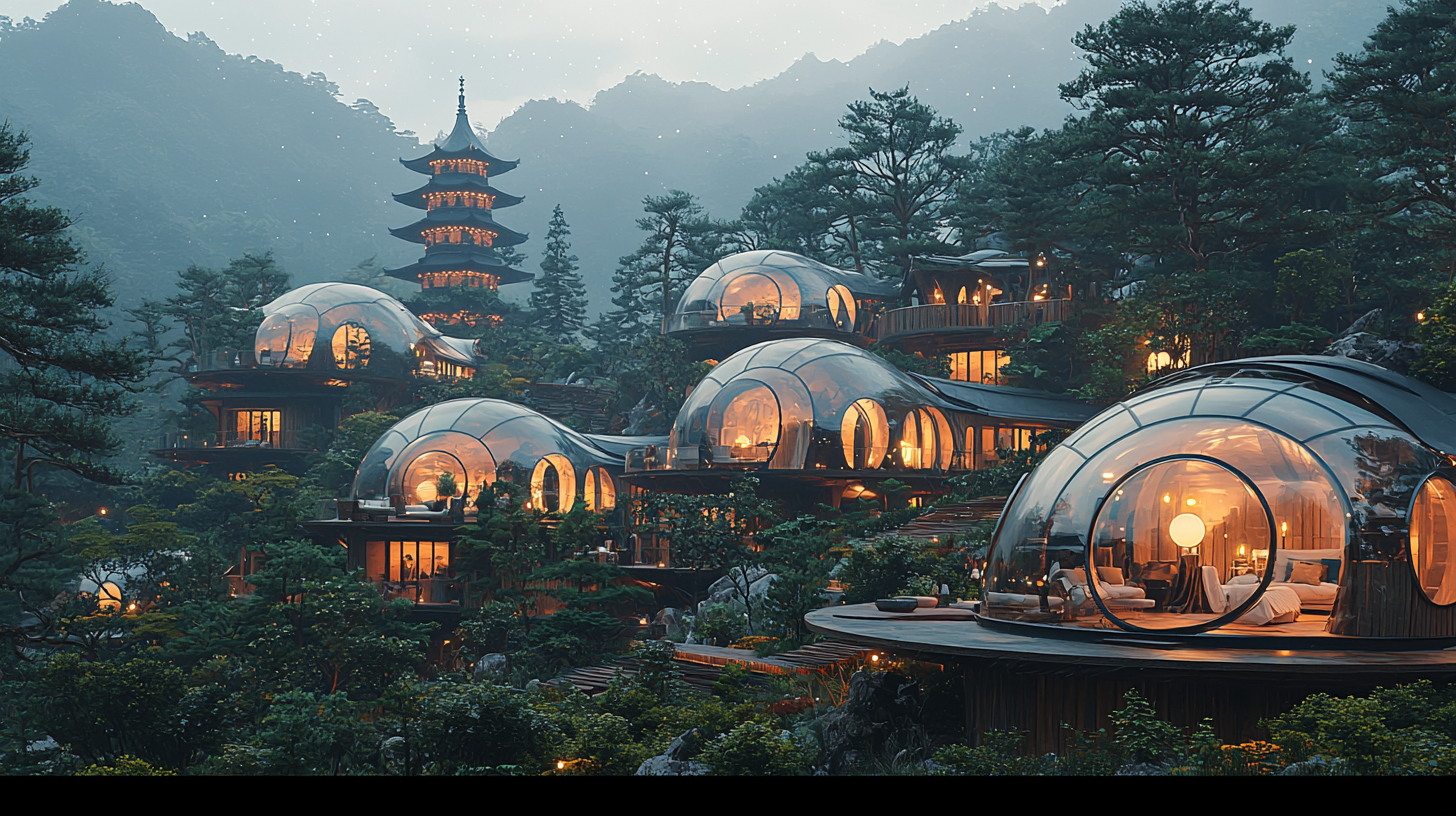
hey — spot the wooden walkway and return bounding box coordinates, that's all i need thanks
[873,497,1007,543]
[546,639,873,696]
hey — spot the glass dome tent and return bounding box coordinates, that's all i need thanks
[253,282,481,378]
[352,398,627,514]
[665,251,901,353]
[983,355,1456,640]
[655,338,972,475]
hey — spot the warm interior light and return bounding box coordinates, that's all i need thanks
[1186,498,1197,506]
[1281,521,1288,534]
[1162,493,1171,503]
[1101,472,1115,481]
[734,434,752,448]
[1169,513,1206,550]
[556,760,566,770]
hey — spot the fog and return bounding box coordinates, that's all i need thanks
[3,0,1059,132]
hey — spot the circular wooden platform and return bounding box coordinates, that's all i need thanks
[806,604,1456,676]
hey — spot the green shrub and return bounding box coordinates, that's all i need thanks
[1110,689,1180,765]
[75,755,175,776]
[931,731,1054,776]
[695,603,747,646]
[1262,682,1456,775]
[699,721,812,776]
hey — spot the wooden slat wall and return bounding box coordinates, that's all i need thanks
[965,661,1416,755]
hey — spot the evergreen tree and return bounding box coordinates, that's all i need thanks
[529,205,588,339]
[0,124,149,489]
[1327,0,1456,282]
[1059,0,1331,273]
[826,86,973,276]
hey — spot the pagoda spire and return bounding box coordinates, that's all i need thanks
[458,76,466,116]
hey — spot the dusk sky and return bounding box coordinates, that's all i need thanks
[5,0,1061,133]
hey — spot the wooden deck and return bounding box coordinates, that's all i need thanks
[806,604,1456,675]
[808,603,1456,753]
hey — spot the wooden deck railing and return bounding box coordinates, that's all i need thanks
[874,299,1069,342]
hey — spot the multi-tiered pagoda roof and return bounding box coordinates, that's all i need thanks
[386,81,531,289]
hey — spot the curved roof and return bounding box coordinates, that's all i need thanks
[352,398,624,502]
[666,251,900,342]
[392,178,525,211]
[399,91,519,176]
[254,282,482,371]
[1153,355,1456,456]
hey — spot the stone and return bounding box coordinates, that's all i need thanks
[666,728,702,761]
[473,653,509,679]
[653,607,688,640]
[1115,761,1171,776]
[815,670,923,773]
[1323,329,1420,374]
[696,568,777,618]
[634,755,709,776]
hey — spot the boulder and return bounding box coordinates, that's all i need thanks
[696,568,777,618]
[634,755,709,776]
[653,607,688,640]
[816,670,923,773]
[473,653,509,679]
[1322,312,1420,373]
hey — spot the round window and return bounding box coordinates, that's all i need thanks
[1410,475,1456,606]
[530,454,577,514]
[331,323,371,369]
[1086,457,1275,633]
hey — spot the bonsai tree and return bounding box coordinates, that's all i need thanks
[435,471,458,501]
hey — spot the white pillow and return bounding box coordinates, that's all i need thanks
[1228,573,1260,585]
[1097,566,1125,586]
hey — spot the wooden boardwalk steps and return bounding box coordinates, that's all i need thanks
[873,497,1007,543]
[545,639,873,696]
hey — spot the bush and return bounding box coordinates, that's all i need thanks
[931,732,1054,776]
[695,603,747,647]
[839,537,937,604]
[699,721,812,776]
[1262,682,1456,775]
[1109,688,1180,765]
[75,755,176,776]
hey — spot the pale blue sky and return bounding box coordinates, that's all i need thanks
[3,0,1060,132]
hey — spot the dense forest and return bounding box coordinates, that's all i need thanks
[5,0,1456,776]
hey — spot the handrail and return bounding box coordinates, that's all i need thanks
[874,299,1069,342]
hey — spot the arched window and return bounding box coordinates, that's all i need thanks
[718,273,783,324]
[402,451,466,507]
[530,454,577,514]
[899,408,952,470]
[827,285,857,330]
[712,381,780,464]
[1412,475,1456,605]
[841,398,889,470]
[331,323,371,369]
[584,467,617,512]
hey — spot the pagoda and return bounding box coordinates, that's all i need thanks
[388,79,531,326]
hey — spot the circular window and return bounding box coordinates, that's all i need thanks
[584,467,617,512]
[1411,475,1456,606]
[1086,457,1275,633]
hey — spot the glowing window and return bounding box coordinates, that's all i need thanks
[584,467,617,512]
[714,382,780,464]
[233,410,281,446]
[1412,476,1456,606]
[827,284,857,330]
[1088,458,1274,632]
[530,454,577,513]
[840,398,889,469]
[929,407,954,470]
[331,323,371,369]
[900,412,921,469]
[403,451,466,506]
[957,286,968,305]
[98,581,122,612]
[719,273,783,324]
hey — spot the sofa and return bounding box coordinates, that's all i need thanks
[1270,548,1342,612]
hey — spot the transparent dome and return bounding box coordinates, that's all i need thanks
[983,357,1456,639]
[665,338,966,473]
[352,398,622,513]
[253,282,479,376]
[665,250,899,338]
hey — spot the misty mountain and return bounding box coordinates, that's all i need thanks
[0,0,1389,314]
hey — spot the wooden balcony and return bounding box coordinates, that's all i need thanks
[874,299,1069,347]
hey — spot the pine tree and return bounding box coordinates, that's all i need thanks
[0,123,149,489]
[529,205,587,339]
[1328,0,1456,282]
